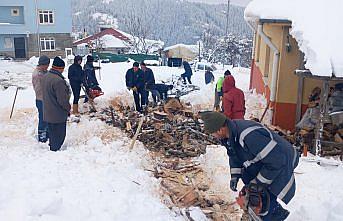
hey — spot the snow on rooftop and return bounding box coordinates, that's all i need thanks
[164,44,199,54]
[245,0,343,78]
[100,34,129,48]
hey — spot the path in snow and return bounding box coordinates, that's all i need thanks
[0,107,184,221]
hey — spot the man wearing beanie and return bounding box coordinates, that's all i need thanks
[199,111,299,221]
[32,55,50,142]
[42,57,71,151]
[125,61,146,112]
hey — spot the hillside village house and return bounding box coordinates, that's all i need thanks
[245,17,343,131]
[73,27,131,56]
[163,44,198,67]
[0,0,72,59]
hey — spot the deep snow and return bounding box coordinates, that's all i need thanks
[0,59,343,220]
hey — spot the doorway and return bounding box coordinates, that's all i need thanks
[14,37,26,59]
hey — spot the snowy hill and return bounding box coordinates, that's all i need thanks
[71,0,252,46]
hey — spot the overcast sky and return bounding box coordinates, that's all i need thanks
[186,0,251,7]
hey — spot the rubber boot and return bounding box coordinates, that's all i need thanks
[72,104,80,116]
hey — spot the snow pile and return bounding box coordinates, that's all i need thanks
[0,111,184,221]
[245,0,343,77]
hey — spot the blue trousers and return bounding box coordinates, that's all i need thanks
[261,193,278,221]
[35,100,48,142]
[48,122,66,151]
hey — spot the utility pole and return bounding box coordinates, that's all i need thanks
[34,0,41,57]
[225,0,231,37]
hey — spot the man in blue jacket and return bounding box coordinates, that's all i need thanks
[200,111,299,221]
[126,62,145,112]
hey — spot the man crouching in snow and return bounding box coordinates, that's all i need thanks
[42,57,71,151]
[199,111,299,221]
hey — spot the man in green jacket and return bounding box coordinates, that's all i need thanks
[214,70,231,111]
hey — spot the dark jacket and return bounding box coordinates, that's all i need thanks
[222,76,245,119]
[143,67,155,90]
[68,61,84,83]
[183,61,193,77]
[125,68,145,90]
[223,120,299,204]
[83,62,99,88]
[42,69,71,123]
[205,70,214,84]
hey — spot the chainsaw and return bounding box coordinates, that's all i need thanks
[236,184,270,221]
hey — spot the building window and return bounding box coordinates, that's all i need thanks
[4,38,13,49]
[11,8,20,16]
[40,37,56,51]
[38,10,54,24]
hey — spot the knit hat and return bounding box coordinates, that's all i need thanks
[224,70,231,76]
[133,62,139,67]
[52,57,65,68]
[38,55,50,66]
[199,111,227,133]
[74,55,82,64]
[87,55,94,63]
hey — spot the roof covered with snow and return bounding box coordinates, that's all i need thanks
[73,28,130,46]
[245,0,343,78]
[100,34,129,48]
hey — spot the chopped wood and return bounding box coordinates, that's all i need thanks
[334,133,343,143]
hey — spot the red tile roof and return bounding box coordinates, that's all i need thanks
[73,28,130,46]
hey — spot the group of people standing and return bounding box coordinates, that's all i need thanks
[125,61,170,112]
[32,55,100,151]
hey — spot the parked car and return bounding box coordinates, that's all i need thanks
[194,62,216,72]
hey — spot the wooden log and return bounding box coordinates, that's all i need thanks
[129,117,144,151]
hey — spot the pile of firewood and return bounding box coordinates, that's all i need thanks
[296,124,343,158]
[96,98,219,158]
[88,98,242,220]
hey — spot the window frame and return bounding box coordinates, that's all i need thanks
[40,37,56,51]
[38,10,54,25]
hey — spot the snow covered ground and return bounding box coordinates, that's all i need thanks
[0,59,343,220]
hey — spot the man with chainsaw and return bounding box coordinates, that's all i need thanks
[83,55,102,103]
[200,111,299,221]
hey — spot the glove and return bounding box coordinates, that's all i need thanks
[230,177,239,192]
[132,87,138,92]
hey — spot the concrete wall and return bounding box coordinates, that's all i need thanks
[27,33,72,58]
[0,6,24,24]
[0,0,72,35]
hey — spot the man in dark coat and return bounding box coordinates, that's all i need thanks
[83,55,102,103]
[200,111,299,221]
[68,55,84,115]
[205,69,215,85]
[181,61,193,84]
[42,57,71,151]
[126,62,145,112]
[141,62,160,106]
